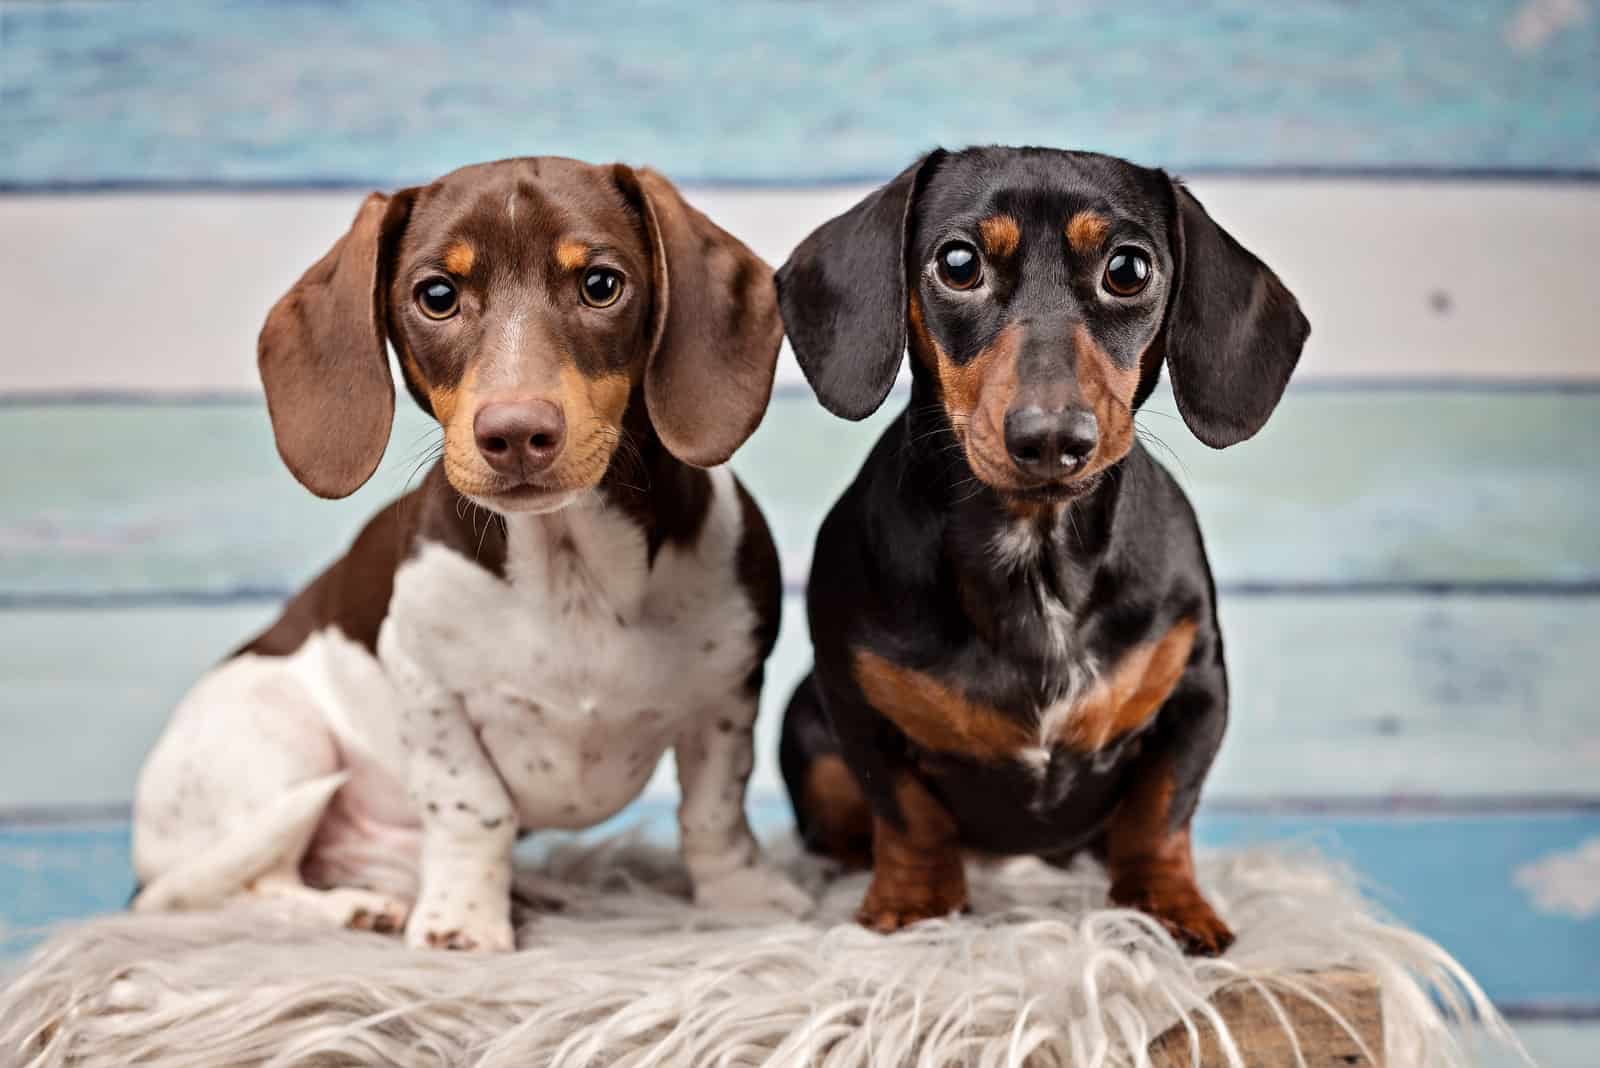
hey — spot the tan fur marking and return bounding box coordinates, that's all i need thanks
[853,649,1032,761]
[858,774,968,932]
[547,362,631,490]
[1066,211,1110,253]
[1105,756,1233,955]
[555,239,589,272]
[1058,619,1197,753]
[978,215,1020,258]
[443,241,475,276]
[803,754,872,869]
[910,294,1027,488]
[1073,323,1139,477]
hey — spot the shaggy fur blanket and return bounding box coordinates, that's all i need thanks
[0,835,1517,1067]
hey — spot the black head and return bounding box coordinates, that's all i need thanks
[776,146,1310,504]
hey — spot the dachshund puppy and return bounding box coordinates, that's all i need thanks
[133,157,809,951]
[776,147,1309,954]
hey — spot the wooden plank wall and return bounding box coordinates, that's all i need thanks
[2,3,1596,1061]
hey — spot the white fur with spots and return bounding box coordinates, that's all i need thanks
[132,466,809,951]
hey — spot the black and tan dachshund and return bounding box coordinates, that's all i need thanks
[775,146,1309,954]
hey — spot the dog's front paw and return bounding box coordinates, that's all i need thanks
[694,863,813,918]
[405,891,516,953]
[1110,879,1234,957]
[856,867,969,934]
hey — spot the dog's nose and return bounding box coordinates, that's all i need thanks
[474,400,566,477]
[1003,407,1099,479]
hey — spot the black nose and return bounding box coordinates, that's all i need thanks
[1003,407,1099,479]
[474,400,567,477]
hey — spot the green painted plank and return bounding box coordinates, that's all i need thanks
[1,388,1596,599]
[3,594,1595,809]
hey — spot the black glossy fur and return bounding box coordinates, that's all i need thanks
[775,146,1309,950]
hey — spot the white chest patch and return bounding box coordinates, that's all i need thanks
[379,468,759,829]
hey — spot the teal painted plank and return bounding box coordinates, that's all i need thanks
[5,806,1599,1010]
[1,388,1597,598]
[6,1,1599,186]
[3,594,1596,808]
[1497,1024,1600,1067]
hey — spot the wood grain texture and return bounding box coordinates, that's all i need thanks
[5,2,1597,186]
[4,185,1597,395]
[3,594,1597,807]
[1,389,1596,600]
[1148,970,1382,1067]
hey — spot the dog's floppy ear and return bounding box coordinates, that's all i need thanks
[615,165,782,468]
[1156,179,1310,448]
[258,190,415,498]
[776,151,944,420]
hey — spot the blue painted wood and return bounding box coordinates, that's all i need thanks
[4,806,1598,1011]
[2,388,1596,600]
[3,2,1597,186]
[2,594,1596,808]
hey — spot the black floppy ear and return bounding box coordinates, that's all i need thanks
[258,189,416,497]
[1157,179,1310,448]
[776,151,944,420]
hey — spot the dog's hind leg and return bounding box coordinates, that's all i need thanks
[132,651,359,916]
[779,672,873,870]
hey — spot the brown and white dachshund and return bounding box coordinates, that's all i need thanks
[132,157,810,951]
[776,146,1309,954]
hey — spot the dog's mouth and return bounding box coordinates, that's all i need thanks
[998,471,1104,505]
[468,482,587,516]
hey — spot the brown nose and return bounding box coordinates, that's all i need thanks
[473,400,566,477]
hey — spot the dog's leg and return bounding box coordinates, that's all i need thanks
[674,693,812,917]
[857,772,968,932]
[1104,687,1233,956]
[250,871,411,934]
[393,681,518,952]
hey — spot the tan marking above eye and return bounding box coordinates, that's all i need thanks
[443,242,475,275]
[555,240,590,271]
[978,215,1020,258]
[1066,211,1110,254]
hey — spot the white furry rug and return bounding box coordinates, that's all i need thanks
[0,835,1518,1068]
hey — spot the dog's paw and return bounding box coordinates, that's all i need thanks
[694,863,813,918]
[405,892,515,953]
[1110,881,1234,957]
[855,884,969,933]
[336,891,411,935]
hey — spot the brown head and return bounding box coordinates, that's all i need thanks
[258,157,782,510]
[776,147,1310,506]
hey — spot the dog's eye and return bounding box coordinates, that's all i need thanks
[1102,248,1151,297]
[580,268,624,308]
[415,278,459,320]
[936,242,982,291]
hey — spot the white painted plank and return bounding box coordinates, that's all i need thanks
[1,179,1596,393]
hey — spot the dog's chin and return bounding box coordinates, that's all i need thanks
[988,471,1104,507]
[468,485,587,516]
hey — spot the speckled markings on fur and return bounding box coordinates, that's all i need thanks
[132,466,810,951]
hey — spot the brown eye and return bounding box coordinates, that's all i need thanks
[1103,247,1151,297]
[415,277,458,319]
[936,241,982,290]
[580,267,624,308]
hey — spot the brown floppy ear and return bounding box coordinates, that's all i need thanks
[257,190,415,498]
[615,165,783,467]
[1156,179,1311,449]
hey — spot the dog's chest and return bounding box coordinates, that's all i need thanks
[383,474,757,826]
